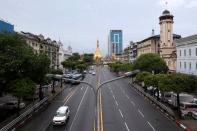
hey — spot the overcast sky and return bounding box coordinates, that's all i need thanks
[0,0,197,55]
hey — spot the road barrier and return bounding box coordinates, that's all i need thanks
[130,82,191,131]
[129,82,175,120]
[0,97,49,131]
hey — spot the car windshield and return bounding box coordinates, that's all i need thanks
[55,112,65,117]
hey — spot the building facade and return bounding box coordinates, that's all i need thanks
[109,30,123,56]
[0,20,14,33]
[19,32,60,69]
[58,42,72,69]
[176,35,197,76]
[137,35,160,57]
[159,10,181,71]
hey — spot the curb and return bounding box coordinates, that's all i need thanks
[175,120,191,131]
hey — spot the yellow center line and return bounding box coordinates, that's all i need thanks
[63,87,78,105]
[100,90,104,131]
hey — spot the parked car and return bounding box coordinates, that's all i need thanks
[192,111,197,120]
[71,74,82,84]
[92,71,96,75]
[1,101,25,110]
[53,106,70,125]
[180,102,197,117]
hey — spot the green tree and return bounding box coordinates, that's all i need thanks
[83,53,94,65]
[8,78,36,115]
[133,53,168,74]
[135,71,151,83]
[50,69,63,75]
[0,33,35,95]
[158,73,188,117]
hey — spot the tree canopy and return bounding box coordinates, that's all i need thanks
[133,53,168,74]
[0,32,50,98]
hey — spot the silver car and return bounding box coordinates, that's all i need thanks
[53,106,70,125]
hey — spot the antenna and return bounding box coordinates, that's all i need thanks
[165,0,168,9]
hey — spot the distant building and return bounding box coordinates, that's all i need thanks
[130,42,138,62]
[109,30,123,56]
[58,42,72,69]
[137,35,160,57]
[0,20,14,33]
[176,35,197,76]
[19,32,60,69]
[159,10,181,71]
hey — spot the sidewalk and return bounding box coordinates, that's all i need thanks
[131,82,197,131]
[0,83,66,129]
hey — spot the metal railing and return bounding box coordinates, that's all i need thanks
[130,82,175,119]
[0,97,48,131]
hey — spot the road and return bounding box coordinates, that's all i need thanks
[17,66,180,131]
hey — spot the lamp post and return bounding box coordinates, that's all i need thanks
[47,70,140,131]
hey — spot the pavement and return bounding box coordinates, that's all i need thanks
[16,66,181,131]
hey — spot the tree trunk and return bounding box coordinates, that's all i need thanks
[17,98,20,116]
[52,80,55,93]
[39,84,44,100]
[156,87,160,101]
[177,92,182,118]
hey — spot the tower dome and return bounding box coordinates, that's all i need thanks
[162,10,170,15]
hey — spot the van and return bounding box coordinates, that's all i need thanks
[53,106,70,125]
[180,102,197,117]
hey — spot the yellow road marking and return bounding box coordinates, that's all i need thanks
[99,90,104,131]
[63,87,78,105]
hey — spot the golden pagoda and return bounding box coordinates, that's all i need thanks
[94,40,102,61]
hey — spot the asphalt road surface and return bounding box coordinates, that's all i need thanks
[17,66,180,131]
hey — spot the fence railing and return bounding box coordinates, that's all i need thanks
[130,82,175,120]
[0,97,48,131]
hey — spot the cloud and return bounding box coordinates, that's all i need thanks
[185,0,197,8]
[158,0,197,8]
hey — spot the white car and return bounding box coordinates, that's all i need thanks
[192,112,197,120]
[1,101,25,109]
[53,106,70,125]
[92,72,96,75]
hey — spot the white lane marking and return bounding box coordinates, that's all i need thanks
[124,122,130,131]
[119,109,124,118]
[81,86,83,90]
[110,89,113,94]
[126,95,129,99]
[147,121,156,131]
[138,109,145,118]
[130,101,135,106]
[68,87,89,131]
[115,100,118,106]
[112,95,116,100]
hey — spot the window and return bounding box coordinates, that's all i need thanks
[196,62,197,70]
[189,62,191,70]
[184,62,186,69]
[180,62,181,68]
[180,50,181,57]
[189,49,191,56]
[184,49,186,56]
[196,48,197,56]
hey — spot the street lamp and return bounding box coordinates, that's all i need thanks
[48,70,140,131]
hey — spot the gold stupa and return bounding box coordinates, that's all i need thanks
[94,40,102,61]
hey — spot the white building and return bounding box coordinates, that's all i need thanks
[176,34,197,76]
[58,42,72,70]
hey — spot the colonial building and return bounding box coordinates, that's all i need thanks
[176,35,197,76]
[58,42,72,69]
[19,32,60,69]
[159,10,181,71]
[137,35,160,57]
